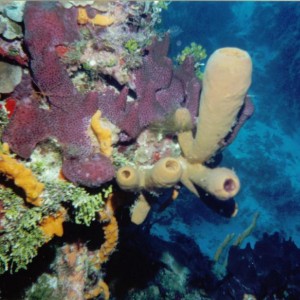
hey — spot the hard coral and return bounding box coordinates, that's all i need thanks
[0,61,22,93]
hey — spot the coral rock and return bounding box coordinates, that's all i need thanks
[0,61,22,93]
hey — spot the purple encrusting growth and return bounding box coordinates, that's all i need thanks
[2,2,201,187]
[98,35,201,140]
[24,1,79,110]
[62,153,114,188]
[3,2,114,187]
[174,56,202,122]
[220,96,255,147]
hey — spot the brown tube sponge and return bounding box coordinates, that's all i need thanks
[116,166,140,190]
[181,47,252,163]
[146,157,183,189]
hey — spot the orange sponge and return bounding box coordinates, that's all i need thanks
[0,146,44,206]
[77,7,114,27]
[40,208,66,241]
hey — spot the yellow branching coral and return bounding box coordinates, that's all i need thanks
[233,212,260,246]
[91,110,113,157]
[0,145,44,206]
[40,208,66,241]
[214,233,235,263]
[97,210,118,265]
[77,7,114,27]
[85,206,118,300]
[85,279,110,300]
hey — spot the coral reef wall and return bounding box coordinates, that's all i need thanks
[0,1,299,299]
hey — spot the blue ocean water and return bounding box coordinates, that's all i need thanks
[153,0,300,255]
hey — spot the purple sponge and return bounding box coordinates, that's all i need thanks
[62,153,114,187]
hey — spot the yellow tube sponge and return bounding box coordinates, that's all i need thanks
[116,157,239,201]
[116,166,140,190]
[91,110,113,157]
[181,47,252,163]
[180,158,240,200]
[116,157,183,191]
[172,107,194,132]
[0,151,44,206]
[130,194,151,225]
[146,157,183,189]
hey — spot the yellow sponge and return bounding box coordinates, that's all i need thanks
[181,47,252,163]
[116,156,240,201]
[116,166,140,190]
[130,194,151,225]
[91,110,113,157]
[40,209,66,241]
[116,158,183,191]
[0,148,44,206]
[116,48,252,203]
[181,158,240,200]
[77,7,114,27]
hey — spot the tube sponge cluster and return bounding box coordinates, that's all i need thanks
[116,47,253,221]
[116,157,182,191]
[176,47,252,199]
